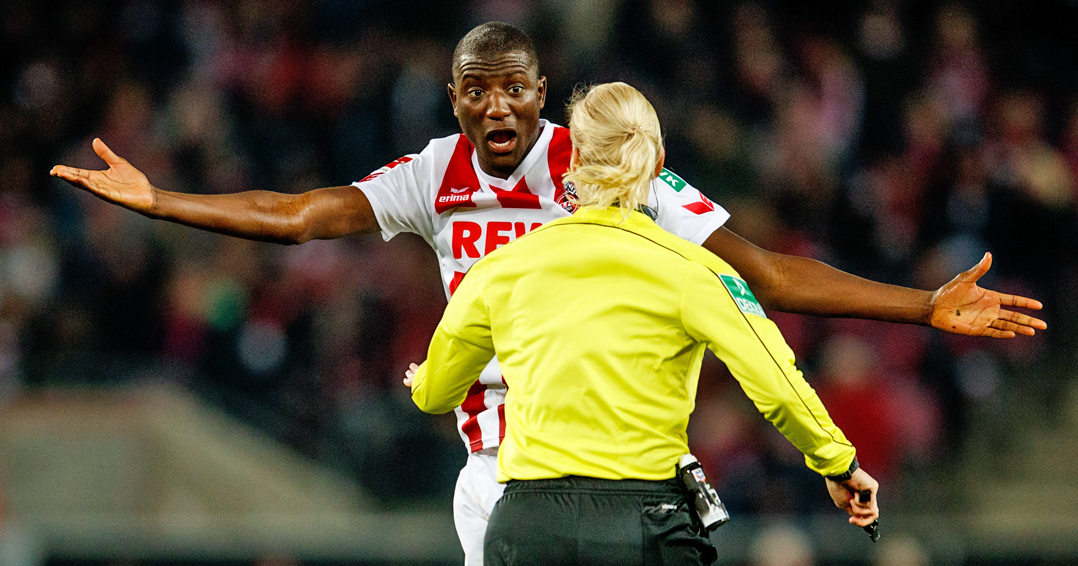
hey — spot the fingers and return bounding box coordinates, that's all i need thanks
[962,252,992,283]
[1001,309,1047,330]
[999,293,1044,311]
[93,138,129,167]
[50,165,94,187]
[841,499,877,527]
[987,309,1047,337]
[847,492,878,527]
[403,363,421,388]
[837,469,879,527]
[50,165,83,181]
[849,514,877,528]
[52,137,123,186]
[990,316,1034,336]
[982,328,1017,339]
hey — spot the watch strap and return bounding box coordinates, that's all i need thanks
[826,456,859,482]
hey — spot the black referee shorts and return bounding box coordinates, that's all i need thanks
[483,476,717,566]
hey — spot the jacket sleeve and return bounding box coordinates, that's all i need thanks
[680,263,857,477]
[411,260,496,414]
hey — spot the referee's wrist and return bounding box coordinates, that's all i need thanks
[825,456,859,482]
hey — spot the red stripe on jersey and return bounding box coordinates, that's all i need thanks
[460,380,489,451]
[547,126,573,203]
[497,402,506,444]
[435,135,480,214]
[448,271,466,295]
[683,192,717,215]
[492,177,541,209]
[358,156,414,183]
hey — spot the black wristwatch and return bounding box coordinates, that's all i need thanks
[826,457,859,482]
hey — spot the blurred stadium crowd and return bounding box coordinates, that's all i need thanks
[1,0,1076,519]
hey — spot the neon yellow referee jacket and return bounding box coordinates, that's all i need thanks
[411,206,856,483]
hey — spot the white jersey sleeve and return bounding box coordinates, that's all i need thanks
[649,167,730,245]
[352,148,437,245]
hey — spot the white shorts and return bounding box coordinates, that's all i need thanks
[453,450,505,566]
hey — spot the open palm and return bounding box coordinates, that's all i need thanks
[929,252,1046,338]
[50,138,155,213]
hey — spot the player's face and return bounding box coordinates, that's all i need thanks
[449,50,547,179]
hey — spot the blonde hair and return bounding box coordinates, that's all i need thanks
[563,82,663,216]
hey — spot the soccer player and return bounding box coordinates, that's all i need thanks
[51,21,1043,565]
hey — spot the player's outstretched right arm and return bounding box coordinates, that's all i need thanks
[51,138,379,245]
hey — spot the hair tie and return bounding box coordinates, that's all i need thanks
[627,124,642,136]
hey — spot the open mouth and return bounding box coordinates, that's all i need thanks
[486,129,518,154]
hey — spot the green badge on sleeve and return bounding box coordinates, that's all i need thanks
[658,168,687,192]
[719,275,767,318]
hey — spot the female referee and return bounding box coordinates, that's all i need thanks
[407,81,878,565]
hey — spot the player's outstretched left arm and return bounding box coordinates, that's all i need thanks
[52,138,379,245]
[702,228,1045,338]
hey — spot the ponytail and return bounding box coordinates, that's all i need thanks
[563,82,663,217]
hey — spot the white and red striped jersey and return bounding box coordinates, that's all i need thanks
[355,120,730,453]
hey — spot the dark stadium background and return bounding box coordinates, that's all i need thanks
[1,0,1077,564]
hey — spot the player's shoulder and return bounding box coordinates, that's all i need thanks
[653,167,695,194]
[423,132,468,154]
[355,133,467,184]
[546,121,570,143]
[649,166,730,234]
[404,131,468,168]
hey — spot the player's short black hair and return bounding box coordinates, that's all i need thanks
[452,22,539,83]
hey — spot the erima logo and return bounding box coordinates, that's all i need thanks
[449,186,469,194]
[438,193,472,204]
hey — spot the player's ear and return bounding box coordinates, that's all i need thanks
[537,76,547,110]
[448,83,459,117]
[570,146,580,170]
[653,147,666,179]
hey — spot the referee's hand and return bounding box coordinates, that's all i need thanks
[825,467,879,528]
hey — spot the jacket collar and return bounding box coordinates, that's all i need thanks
[563,206,657,231]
